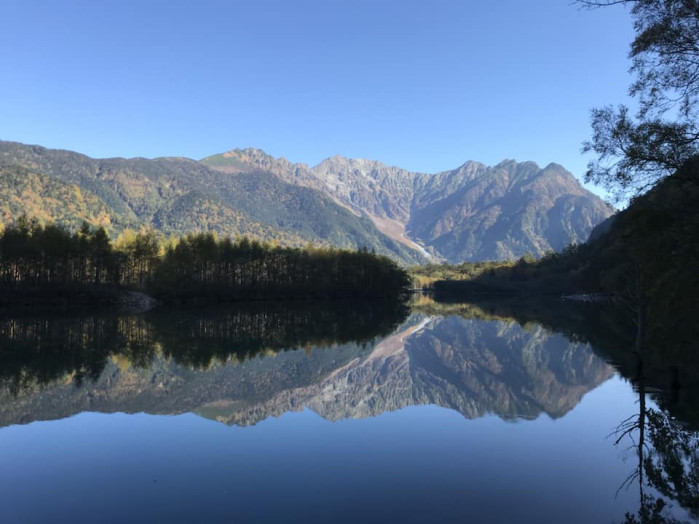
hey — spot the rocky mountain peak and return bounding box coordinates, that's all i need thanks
[200,147,613,262]
[0,139,613,265]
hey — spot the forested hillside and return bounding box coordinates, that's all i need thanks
[0,141,423,264]
[1,140,612,264]
[0,165,130,231]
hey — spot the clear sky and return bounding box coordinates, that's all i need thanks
[1,0,633,195]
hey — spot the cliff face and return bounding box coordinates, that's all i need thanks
[407,161,613,260]
[204,149,613,262]
[0,313,614,428]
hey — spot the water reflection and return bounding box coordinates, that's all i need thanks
[611,320,699,522]
[421,297,699,521]
[0,299,614,428]
[615,397,699,523]
[2,299,699,522]
[0,301,409,390]
[432,297,699,429]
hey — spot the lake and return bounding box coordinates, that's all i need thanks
[0,299,696,523]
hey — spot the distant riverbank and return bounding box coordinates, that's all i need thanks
[0,285,156,313]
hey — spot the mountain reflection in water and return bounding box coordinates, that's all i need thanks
[0,300,612,427]
[2,299,699,522]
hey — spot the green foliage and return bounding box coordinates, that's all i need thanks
[150,232,412,301]
[0,220,412,303]
[0,141,423,265]
[430,246,593,297]
[580,0,699,200]
[408,260,514,289]
[584,105,697,198]
[0,165,129,233]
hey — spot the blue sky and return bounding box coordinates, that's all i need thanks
[1,0,633,195]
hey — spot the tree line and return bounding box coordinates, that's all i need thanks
[0,217,411,302]
[408,260,518,290]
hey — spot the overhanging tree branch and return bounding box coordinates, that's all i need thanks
[577,0,699,200]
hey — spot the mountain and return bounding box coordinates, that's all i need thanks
[408,160,613,260]
[0,140,612,264]
[0,141,423,264]
[202,149,613,261]
[428,159,699,425]
[0,164,127,231]
[0,308,613,428]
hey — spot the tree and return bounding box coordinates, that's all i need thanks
[579,0,699,200]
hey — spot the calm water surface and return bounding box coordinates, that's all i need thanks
[0,301,695,523]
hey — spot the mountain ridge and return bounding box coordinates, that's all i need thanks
[203,147,614,261]
[0,140,424,264]
[0,140,613,263]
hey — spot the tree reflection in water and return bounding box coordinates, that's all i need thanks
[0,300,410,395]
[615,379,699,523]
[412,295,699,522]
[3,295,699,522]
[612,296,699,523]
